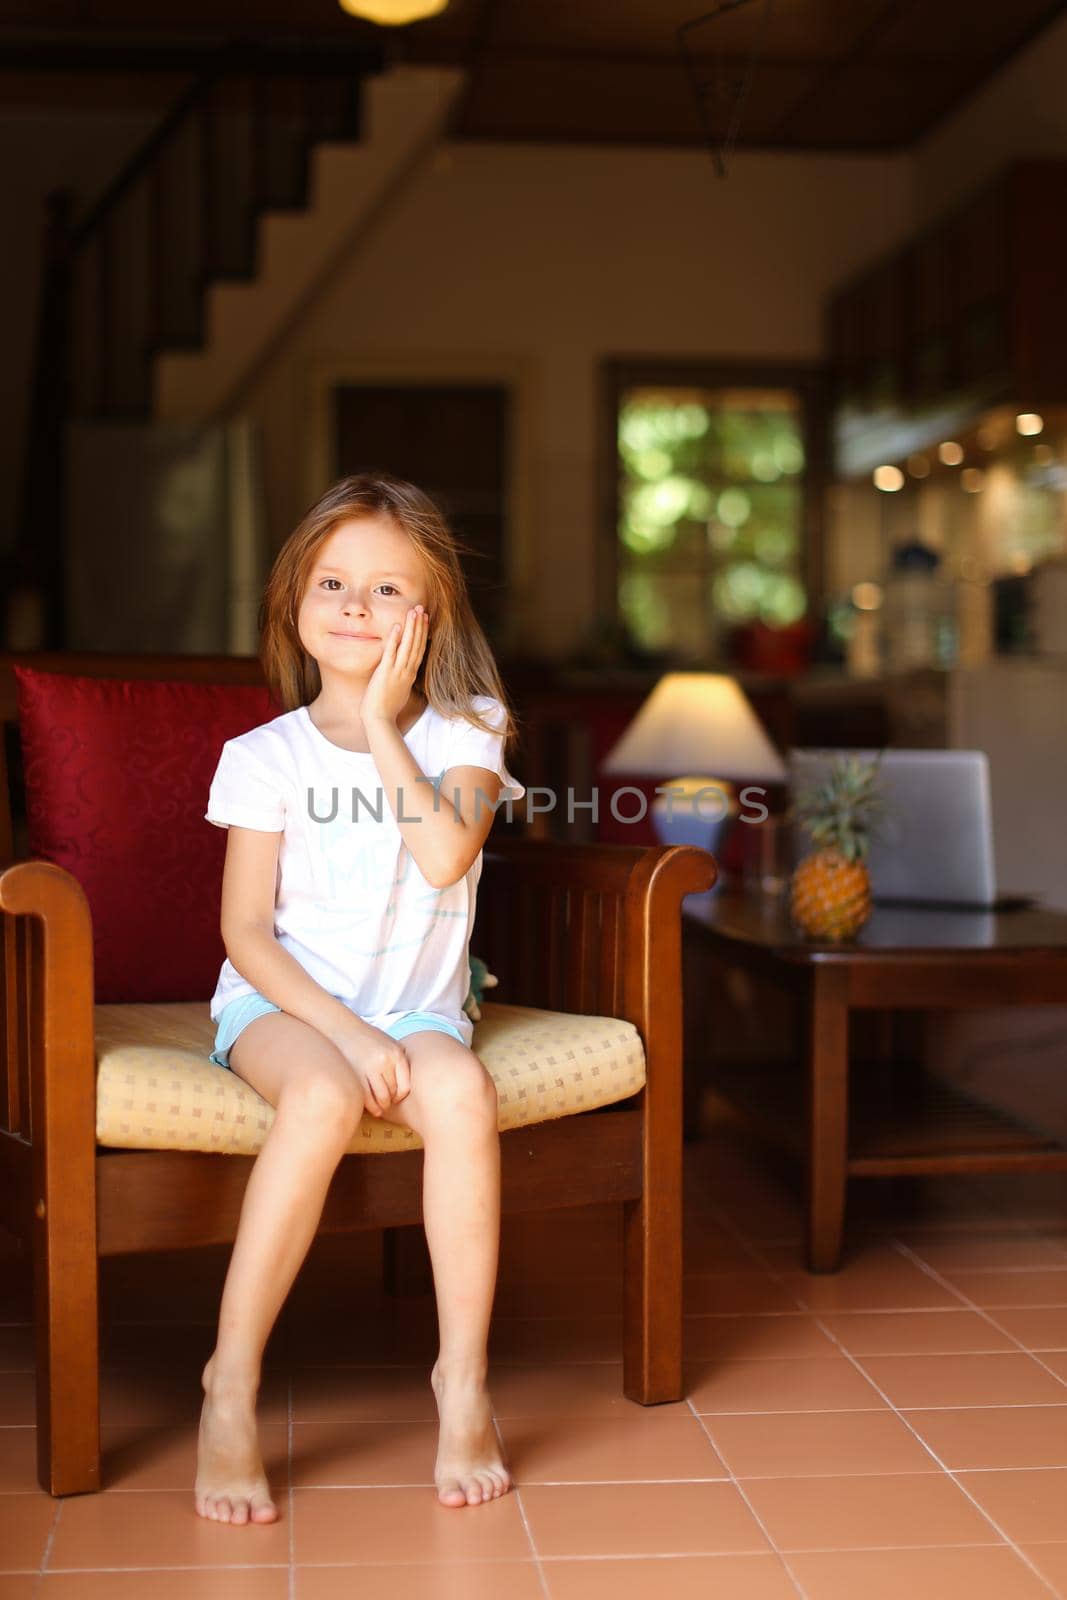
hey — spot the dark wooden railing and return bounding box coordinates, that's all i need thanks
[17,38,385,649]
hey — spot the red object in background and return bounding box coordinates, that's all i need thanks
[730,618,814,676]
[15,667,279,1002]
[595,776,660,847]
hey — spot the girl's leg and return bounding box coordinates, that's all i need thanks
[196,1012,364,1526]
[376,1032,510,1508]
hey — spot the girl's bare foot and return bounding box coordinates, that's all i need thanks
[195,1354,279,1525]
[430,1356,512,1508]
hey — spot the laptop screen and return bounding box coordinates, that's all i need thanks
[787,749,997,908]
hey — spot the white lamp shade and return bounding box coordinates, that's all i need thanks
[338,0,448,23]
[601,673,787,784]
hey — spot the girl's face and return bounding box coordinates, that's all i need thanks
[297,514,431,678]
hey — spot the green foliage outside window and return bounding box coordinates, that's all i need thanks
[618,388,807,659]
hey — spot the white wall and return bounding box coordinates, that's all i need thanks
[240,142,912,657]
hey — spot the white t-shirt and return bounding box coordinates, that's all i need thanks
[205,694,525,1046]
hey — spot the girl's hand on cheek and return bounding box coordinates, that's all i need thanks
[362,605,429,725]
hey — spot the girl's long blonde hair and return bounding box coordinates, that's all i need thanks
[260,474,517,753]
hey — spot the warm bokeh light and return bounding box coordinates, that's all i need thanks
[1016,412,1045,436]
[872,465,905,492]
[852,581,883,611]
[976,424,999,451]
[906,453,931,478]
[338,0,448,20]
[961,467,985,493]
[1033,443,1055,466]
[938,441,965,466]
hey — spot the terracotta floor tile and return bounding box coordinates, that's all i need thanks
[290,1419,443,1487]
[818,1309,1016,1356]
[857,1352,1067,1408]
[489,1317,623,1363]
[706,1407,937,1479]
[939,1270,1067,1307]
[778,1259,964,1313]
[520,1481,770,1557]
[98,1368,287,1427]
[491,1362,688,1418]
[0,1579,35,1600]
[497,1409,726,1483]
[39,1573,289,1598]
[1030,1350,1067,1388]
[543,1553,800,1599]
[0,1327,33,1372]
[900,1232,1067,1271]
[991,1308,1067,1350]
[296,1562,545,1599]
[285,1312,439,1366]
[904,1404,1067,1470]
[684,1315,837,1361]
[1019,1544,1067,1591]
[957,1467,1067,1544]
[492,1277,623,1316]
[291,1365,438,1423]
[744,1471,1001,1551]
[99,1421,288,1493]
[0,1373,35,1426]
[686,1356,885,1414]
[46,1489,290,1568]
[683,1273,803,1316]
[787,1545,1053,1599]
[0,1427,38,1493]
[0,1492,56,1571]
[291,1485,530,1565]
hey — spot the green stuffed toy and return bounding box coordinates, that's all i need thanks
[462,955,498,1022]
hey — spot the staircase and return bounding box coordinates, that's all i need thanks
[155,65,464,422]
[19,39,388,644]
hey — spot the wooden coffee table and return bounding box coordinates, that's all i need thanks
[683,890,1067,1272]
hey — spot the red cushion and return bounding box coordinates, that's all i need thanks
[14,667,279,1003]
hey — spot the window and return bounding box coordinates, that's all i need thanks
[602,362,826,665]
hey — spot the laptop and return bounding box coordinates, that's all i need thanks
[786,749,1032,910]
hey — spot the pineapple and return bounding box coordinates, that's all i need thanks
[789,754,884,942]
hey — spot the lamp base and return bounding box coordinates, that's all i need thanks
[650,778,737,893]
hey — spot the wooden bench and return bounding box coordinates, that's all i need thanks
[0,651,715,1495]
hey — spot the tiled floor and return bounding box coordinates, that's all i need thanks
[6,1103,1067,1597]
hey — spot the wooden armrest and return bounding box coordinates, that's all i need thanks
[0,860,96,1152]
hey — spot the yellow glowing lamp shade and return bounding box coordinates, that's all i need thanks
[338,0,447,23]
[601,673,786,784]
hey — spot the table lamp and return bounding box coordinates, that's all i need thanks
[600,672,787,884]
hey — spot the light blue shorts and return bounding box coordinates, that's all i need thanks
[209,990,465,1071]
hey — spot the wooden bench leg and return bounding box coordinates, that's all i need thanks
[622,1095,683,1404]
[35,1201,100,1495]
[806,966,850,1274]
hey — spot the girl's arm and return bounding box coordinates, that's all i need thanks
[364,727,503,889]
[219,825,410,1112]
[363,603,506,887]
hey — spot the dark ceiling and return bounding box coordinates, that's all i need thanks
[2,0,1066,152]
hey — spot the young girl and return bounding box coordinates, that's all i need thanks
[196,473,525,1526]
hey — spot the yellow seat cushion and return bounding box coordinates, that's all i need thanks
[94,1000,646,1155]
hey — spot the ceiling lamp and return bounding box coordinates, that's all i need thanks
[338,0,448,24]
